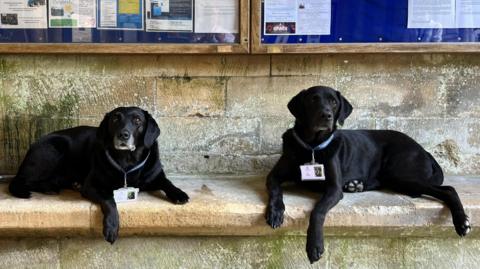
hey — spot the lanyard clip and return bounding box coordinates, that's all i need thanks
[311,150,316,164]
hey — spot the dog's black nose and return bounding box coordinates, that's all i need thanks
[321,111,333,120]
[118,130,130,140]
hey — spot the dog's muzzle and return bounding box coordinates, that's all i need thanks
[113,136,136,151]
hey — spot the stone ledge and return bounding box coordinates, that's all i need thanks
[0,176,478,238]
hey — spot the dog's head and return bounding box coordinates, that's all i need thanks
[288,86,353,132]
[97,107,160,151]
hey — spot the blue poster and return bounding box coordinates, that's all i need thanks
[97,0,143,30]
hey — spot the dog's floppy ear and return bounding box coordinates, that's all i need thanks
[142,110,160,148]
[288,90,307,119]
[335,90,353,126]
[96,112,110,146]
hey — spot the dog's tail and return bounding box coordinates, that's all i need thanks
[427,152,444,186]
[9,175,32,199]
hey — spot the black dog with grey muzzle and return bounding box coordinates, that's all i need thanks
[9,107,189,243]
[266,86,470,263]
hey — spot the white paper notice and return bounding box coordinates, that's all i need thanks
[0,0,48,29]
[456,0,480,28]
[100,0,117,28]
[194,0,238,33]
[297,0,331,35]
[265,0,297,23]
[408,0,456,28]
[48,0,96,28]
[264,0,331,35]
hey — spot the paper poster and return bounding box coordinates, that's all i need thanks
[408,0,480,28]
[194,0,238,33]
[456,0,480,28]
[146,0,193,32]
[0,0,48,29]
[264,0,331,35]
[296,0,330,35]
[98,0,143,30]
[48,0,96,28]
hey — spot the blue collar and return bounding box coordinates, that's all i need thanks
[292,130,335,151]
[105,150,150,187]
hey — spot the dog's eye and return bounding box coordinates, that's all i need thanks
[134,118,142,126]
[330,99,337,106]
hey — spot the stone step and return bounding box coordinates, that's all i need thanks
[0,175,478,238]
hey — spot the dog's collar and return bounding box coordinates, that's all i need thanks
[292,130,335,151]
[105,150,151,188]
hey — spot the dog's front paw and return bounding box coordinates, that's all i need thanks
[167,188,189,204]
[306,237,324,264]
[266,201,285,229]
[453,213,471,237]
[103,214,119,244]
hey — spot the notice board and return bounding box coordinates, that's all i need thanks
[0,0,249,54]
[253,0,480,53]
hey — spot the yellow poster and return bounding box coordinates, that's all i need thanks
[119,0,140,14]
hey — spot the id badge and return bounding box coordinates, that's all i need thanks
[113,187,139,203]
[300,163,325,181]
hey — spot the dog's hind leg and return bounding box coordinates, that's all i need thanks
[384,179,471,237]
[9,142,65,198]
[343,180,364,192]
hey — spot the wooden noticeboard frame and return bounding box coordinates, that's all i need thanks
[251,0,480,54]
[0,0,249,54]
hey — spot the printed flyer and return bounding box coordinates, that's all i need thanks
[408,0,480,28]
[264,0,331,35]
[146,0,193,32]
[194,0,238,33]
[48,0,96,28]
[0,0,48,29]
[98,0,143,30]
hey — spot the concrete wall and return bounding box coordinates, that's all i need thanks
[1,54,479,175]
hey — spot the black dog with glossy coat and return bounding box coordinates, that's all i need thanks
[9,107,189,243]
[266,86,470,263]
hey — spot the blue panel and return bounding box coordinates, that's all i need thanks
[261,0,480,44]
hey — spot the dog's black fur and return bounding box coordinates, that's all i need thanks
[9,107,189,243]
[266,86,470,263]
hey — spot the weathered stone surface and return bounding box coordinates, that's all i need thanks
[272,54,414,78]
[156,77,226,117]
[338,74,445,117]
[75,55,270,77]
[0,238,59,269]
[0,236,478,269]
[1,54,480,175]
[445,75,480,118]
[260,117,294,154]
[0,187,91,236]
[271,55,337,77]
[376,118,480,155]
[0,176,478,237]
[1,76,155,117]
[226,77,336,118]
[0,55,35,77]
[161,153,279,174]
[157,117,260,155]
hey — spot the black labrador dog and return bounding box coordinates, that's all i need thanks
[266,86,470,263]
[9,107,189,243]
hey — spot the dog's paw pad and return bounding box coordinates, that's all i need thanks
[168,189,189,204]
[343,180,364,193]
[266,208,284,229]
[454,215,472,237]
[460,220,471,236]
[306,245,324,264]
